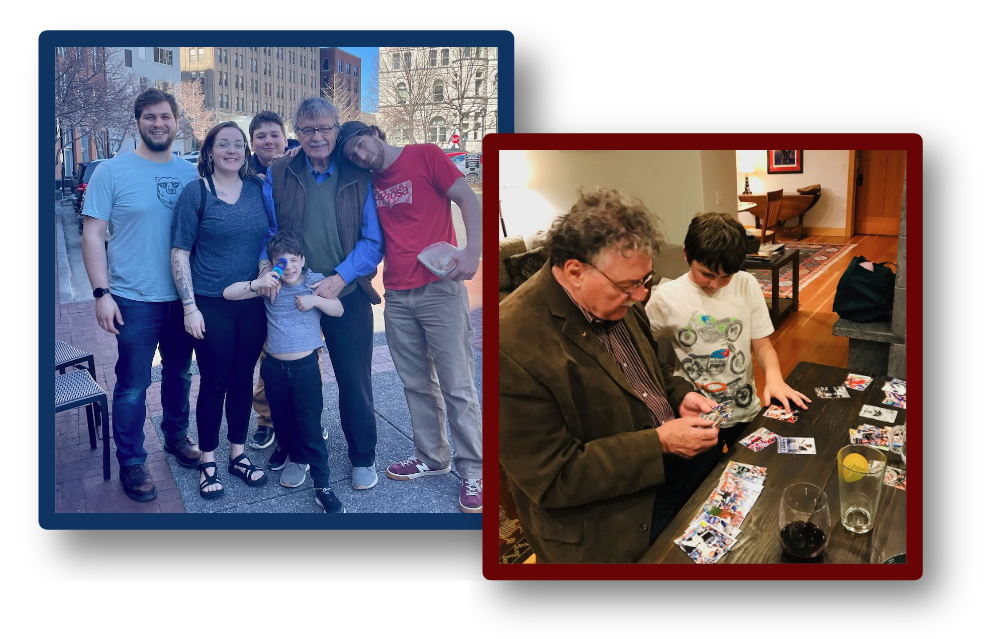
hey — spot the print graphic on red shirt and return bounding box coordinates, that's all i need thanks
[374,180,413,208]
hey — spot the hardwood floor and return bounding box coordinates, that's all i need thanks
[752,234,898,395]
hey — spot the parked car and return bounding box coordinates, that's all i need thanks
[180,152,199,164]
[450,152,482,186]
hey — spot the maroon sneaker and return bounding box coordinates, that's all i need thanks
[385,456,451,481]
[459,478,483,513]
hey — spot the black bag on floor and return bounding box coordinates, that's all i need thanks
[832,256,896,322]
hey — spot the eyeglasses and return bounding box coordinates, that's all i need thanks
[214,140,246,150]
[297,126,336,137]
[585,262,655,296]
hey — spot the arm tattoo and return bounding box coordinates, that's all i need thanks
[170,248,196,309]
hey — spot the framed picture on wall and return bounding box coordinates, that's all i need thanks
[768,150,803,174]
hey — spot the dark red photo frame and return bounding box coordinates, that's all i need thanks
[481,133,922,581]
[768,149,804,173]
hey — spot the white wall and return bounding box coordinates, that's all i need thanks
[736,149,850,233]
[500,149,719,245]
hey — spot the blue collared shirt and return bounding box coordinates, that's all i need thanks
[260,154,384,287]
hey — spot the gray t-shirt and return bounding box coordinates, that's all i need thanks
[82,151,199,301]
[171,177,270,297]
[265,269,327,354]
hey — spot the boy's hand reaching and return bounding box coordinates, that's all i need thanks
[256,266,281,303]
[295,294,320,311]
[762,376,811,413]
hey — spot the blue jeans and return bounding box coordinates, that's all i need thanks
[111,295,193,466]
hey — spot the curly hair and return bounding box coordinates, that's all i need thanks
[267,230,304,262]
[546,187,664,268]
[683,211,748,275]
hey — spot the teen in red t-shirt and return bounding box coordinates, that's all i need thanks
[337,122,484,514]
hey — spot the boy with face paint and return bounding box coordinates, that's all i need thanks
[224,231,346,513]
[645,212,810,447]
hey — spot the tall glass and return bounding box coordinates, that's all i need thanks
[778,483,830,560]
[837,444,887,533]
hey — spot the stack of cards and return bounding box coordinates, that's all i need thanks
[739,427,778,452]
[844,373,874,391]
[674,462,767,564]
[860,405,898,423]
[815,386,850,399]
[763,405,800,423]
[882,378,907,409]
[849,424,891,450]
[884,467,906,491]
[700,402,733,428]
[777,437,816,454]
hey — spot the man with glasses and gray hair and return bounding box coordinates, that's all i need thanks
[499,187,722,563]
[259,96,384,491]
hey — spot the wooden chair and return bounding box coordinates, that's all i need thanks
[761,189,784,244]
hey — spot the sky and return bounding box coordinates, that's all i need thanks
[339,47,378,111]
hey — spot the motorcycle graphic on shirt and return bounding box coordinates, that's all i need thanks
[681,345,746,380]
[678,311,743,347]
[694,377,754,408]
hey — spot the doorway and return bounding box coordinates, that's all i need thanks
[853,150,906,236]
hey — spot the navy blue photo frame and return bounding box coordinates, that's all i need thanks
[41,30,512,530]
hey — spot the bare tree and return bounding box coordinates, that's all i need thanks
[176,79,215,151]
[441,47,493,152]
[55,46,136,168]
[321,75,362,124]
[376,48,440,144]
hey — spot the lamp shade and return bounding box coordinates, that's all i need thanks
[737,155,755,174]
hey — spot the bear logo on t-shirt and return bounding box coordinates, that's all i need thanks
[155,176,183,209]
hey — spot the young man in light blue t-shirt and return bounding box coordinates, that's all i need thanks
[81,88,200,502]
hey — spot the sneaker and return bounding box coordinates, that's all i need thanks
[386,456,451,481]
[315,487,346,513]
[249,426,275,449]
[351,464,378,490]
[163,435,201,468]
[459,478,483,513]
[119,464,157,502]
[322,425,329,441]
[268,446,290,471]
[280,462,309,488]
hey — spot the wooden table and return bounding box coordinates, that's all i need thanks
[641,362,907,564]
[739,193,821,240]
[742,248,799,329]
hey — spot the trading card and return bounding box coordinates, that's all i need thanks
[815,386,850,398]
[692,509,743,540]
[849,424,890,450]
[882,378,907,396]
[859,404,898,423]
[882,392,907,410]
[675,520,736,564]
[739,427,778,452]
[883,467,907,491]
[724,461,768,486]
[700,402,734,428]
[777,437,817,454]
[844,373,874,391]
[763,405,800,423]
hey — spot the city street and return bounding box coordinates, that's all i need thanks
[53,192,483,515]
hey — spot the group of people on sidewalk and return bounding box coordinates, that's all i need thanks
[81,88,483,514]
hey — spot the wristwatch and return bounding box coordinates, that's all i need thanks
[93,287,111,298]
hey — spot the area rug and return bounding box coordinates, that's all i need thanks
[499,505,534,564]
[750,242,857,299]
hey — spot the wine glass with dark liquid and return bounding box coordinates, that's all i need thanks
[778,483,831,561]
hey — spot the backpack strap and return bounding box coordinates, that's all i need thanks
[197,178,207,224]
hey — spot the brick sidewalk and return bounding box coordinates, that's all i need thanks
[53,206,483,514]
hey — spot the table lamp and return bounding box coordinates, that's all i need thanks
[738,156,755,195]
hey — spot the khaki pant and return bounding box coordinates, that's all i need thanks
[383,280,482,479]
[253,347,324,428]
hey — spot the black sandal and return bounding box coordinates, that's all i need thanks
[228,453,267,487]
[197,462,225,500]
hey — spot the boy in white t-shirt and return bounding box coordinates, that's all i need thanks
[645,212,810,445]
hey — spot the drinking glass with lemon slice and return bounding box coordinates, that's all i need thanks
[837,445,887,534]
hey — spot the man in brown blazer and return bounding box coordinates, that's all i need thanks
[499,188,723,564]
